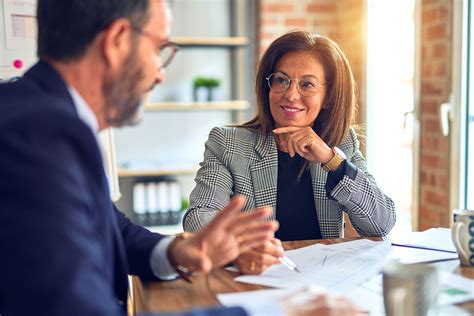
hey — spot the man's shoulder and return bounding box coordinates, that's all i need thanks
[0,79,80,132]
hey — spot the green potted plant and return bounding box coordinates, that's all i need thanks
[193,76,221,102]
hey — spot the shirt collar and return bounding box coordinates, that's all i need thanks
[67,86,99,134]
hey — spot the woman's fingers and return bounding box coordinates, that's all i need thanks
[258,239,285,258]
[238,231,278,254]
[235,249,281,274]
[274,126,323,159]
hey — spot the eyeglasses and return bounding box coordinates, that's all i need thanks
[131,26,179,70]
[266,72,326,97]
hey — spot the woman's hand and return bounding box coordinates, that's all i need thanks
[273,126,333,163]
[234,238,284,275]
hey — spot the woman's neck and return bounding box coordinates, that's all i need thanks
[274,133,289,153]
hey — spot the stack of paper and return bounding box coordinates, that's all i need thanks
[235,239,392,291]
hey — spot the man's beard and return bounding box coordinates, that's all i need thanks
[102,48,149,127]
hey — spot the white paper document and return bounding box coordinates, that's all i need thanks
[438,271,474,305]
[218,286,327,315]
[235,239,392,291]
[390,227,457,253]
[389,245,459,264]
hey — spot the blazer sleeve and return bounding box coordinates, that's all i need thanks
[115,206,164,280]
[328,129,396,237]
[0,112,123,315]
[183,127,234,232]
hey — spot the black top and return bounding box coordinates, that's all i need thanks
[275,151,322,241]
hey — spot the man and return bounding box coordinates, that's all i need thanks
[0,0,365,315]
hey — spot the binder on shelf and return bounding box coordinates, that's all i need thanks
[133,183,148,226]
[168,181,182,225]
[130,179,183,227]
[147,182,158,226]
[156,182,170,226]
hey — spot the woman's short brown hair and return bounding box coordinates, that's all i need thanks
[240,31,357,147]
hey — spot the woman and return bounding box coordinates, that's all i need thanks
[183,31,396,274]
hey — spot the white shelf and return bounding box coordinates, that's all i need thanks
[144,100,250,112]
[172,36,248,47]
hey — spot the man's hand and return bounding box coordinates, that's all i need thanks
[168,195,278,273]
[235,238,284,275]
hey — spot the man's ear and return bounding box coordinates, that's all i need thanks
[101,18,133,68]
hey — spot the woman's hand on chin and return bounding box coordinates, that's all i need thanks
[273,126,332,162]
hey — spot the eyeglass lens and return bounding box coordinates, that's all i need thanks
[158,45,177,70]
[267,73,321,97]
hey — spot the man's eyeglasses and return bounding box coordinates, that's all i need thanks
[131,26,178,70]
[266,72,326,97]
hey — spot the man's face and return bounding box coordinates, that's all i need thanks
[103,0,171,127]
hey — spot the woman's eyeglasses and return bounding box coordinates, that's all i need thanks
[266,72,326,97]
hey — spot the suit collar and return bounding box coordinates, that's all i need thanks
[23,60,77,117]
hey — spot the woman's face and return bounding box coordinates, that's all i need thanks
[269,51,326,128]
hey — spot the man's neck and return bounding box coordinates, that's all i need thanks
[47,57,107,130]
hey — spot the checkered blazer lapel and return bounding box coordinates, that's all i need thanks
[249,132,278,217]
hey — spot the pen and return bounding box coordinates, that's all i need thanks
[321,254,328,266]
[279,255,300,273]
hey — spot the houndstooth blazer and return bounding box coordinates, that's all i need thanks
[183,126,396,238]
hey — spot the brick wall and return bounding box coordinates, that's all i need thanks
[258,0,339,55]
[418,0,452,229]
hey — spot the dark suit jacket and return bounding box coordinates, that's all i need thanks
[0,62,245,316]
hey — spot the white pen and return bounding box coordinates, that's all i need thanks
[279,255,300,273]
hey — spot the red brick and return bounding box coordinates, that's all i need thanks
[307,4,337,13]
[420,101,437,114]
[424,24,447,41]
[261,3,294,13]
[421,82,443,95]
[419,205,437,223]
[260,17,278,26]
[433,63,447,77]
[438,175,449,191]
[285,18,307,28]
[431,42,448,58]
[423,190,448,208]
[421,153,443,168]
[258,32,277,41]
[423,118,441,133]
[422,7,438,23]
[438,211,450,227]
[422,64,433,77]
[439,5,450,19]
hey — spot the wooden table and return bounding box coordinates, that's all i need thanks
[130,238,474,314]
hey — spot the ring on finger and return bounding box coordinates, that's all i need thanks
[250,261,256,271]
